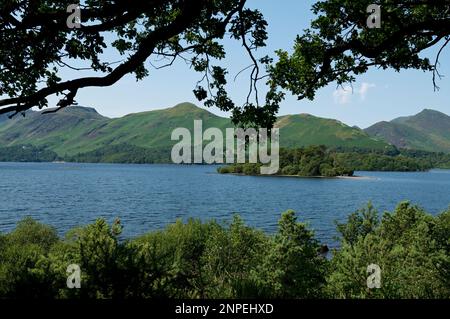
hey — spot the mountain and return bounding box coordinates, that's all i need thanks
[365,109,450,153]
[0,102,390,160]
[76,102,231,153]
[0,106,109,156]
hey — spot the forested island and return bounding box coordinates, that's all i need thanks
[218,146,450,177]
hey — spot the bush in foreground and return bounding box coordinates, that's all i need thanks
[327,203,450,298]
[0,202,448,299]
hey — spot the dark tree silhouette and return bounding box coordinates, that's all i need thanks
[1,1,449,128]
[0,0,281,127]
[269,0,450,101]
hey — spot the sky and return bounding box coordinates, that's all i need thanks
[51,0,450,128]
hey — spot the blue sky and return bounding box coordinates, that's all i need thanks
[53,0,450,128]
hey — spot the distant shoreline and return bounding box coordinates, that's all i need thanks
[0,161,446,176]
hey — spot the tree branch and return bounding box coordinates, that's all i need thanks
[0,0,209,115]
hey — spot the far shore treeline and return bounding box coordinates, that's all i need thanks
[1,144,449,176]
[0,202,448,299]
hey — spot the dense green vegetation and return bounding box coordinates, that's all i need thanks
[68,144,172,164]
[0,145,59,162]
[329,202,450,298]
[0,202,448,299]
[218,146,354,177]
[400,149,450,169]
[335,153,431,172]
[332,147,450,171]
[218,146,450,177]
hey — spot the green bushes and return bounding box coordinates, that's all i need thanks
[0,203,449,299]
[253,211,327,298]
[0,218,59,298]
[327,202,450,299]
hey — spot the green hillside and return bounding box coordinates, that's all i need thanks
[76,102,231,154]
[0,102,390,161]
[0,107,108,156]
[275,113,388,150]
[365,109,450,153]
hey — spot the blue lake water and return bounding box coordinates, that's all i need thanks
[0,162,449,247]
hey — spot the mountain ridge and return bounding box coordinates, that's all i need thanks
[365,109,450,153]
[1,103,449,159]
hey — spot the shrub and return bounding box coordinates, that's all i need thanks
[0,203,448,299]
[253,211,327,298]
[327,202,450,299]
[0,218,59,298]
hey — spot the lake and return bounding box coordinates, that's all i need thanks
[0,162,449,247]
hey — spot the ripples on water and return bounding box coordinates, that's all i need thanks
[0,162,449,248]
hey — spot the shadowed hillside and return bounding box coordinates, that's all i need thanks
[365,109,450,153]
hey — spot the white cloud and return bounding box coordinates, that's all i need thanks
[333,85,353,105]
[358,82,376,100]
[333,82,376,105]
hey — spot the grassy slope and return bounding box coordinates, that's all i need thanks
[77,102,231,152]
[0,107,109,156]
[276,114,388,150]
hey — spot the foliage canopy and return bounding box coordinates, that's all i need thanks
[1,1,449,127]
